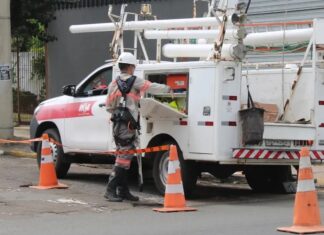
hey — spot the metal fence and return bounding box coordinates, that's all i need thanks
[11,47,46,125]
[56,0,158,10]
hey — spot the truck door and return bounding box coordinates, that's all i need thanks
[64,67,112,151]
[188,67,216,154]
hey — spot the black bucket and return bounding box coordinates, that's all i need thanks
[239,107,265,145]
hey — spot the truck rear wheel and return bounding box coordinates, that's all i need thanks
[152,142,198,197]
[245,166,295,193]
[37,128,71,178]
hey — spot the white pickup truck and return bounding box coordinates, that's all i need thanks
[30,55,324,196]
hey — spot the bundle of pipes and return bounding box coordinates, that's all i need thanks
[70,17,313,59]
[155,28,313,58]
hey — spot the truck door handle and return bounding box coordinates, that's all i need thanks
[99,103,106,108]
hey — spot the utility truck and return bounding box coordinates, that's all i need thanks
[30,0,324,195]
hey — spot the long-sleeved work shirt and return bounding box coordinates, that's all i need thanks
[106,72,170,120]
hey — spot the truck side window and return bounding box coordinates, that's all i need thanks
[78,68,112,96]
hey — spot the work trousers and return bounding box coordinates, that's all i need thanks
[113,122,137,170]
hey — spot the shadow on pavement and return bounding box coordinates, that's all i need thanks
[63,169,291,204]
[64,172,108,187]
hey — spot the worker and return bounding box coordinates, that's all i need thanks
[105,52,171,202]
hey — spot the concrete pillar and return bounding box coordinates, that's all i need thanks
[0,0,14,138]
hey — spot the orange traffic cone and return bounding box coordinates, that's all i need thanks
[30,134,68,190]
[277,147,324,234]
[153,145,197,213]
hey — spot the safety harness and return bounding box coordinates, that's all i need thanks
[111,75,141,146]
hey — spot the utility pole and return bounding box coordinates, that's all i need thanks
[0,0,14,138]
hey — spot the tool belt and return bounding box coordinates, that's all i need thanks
[111,107,140,147]
[111,107,140,131]
[113,133,135,147]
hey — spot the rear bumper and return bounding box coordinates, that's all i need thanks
[233,148,324,161]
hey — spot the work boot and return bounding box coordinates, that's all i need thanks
[118,186,140,201]
[104,167,124,202]
[118,168,139,202]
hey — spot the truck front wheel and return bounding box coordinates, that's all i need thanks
[245,166,295,193]
[152,142,198,197]
[37,128,71,178]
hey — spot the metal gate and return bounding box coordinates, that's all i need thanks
[11,46,46,125]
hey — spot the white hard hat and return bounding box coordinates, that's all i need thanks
[117,52,137,66]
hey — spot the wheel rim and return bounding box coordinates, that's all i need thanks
[49,142,59,164]
[159,151,169,187]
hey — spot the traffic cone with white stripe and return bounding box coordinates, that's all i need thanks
[277,147,324,234]
[30,134,68,190]
[153,145,196,213]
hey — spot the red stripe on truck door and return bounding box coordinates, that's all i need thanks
[36,101,96,121]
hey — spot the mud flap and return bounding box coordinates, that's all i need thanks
[282,181,297,194]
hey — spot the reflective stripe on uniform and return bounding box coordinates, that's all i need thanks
[127,92,140,101]
[299,156,311,169]
[108,90,122,103]
[140,80,152,93]
[297,179,316,192]
[165,183,184,194]
[168,160,180,174]
[115,157,132,166]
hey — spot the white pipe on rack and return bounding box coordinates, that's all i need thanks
[69,17,220,34]
[144,29,246,40]
[145,29,221,39]
[163,43,245,60]
[145,28,312,46]
[163,44,214,58]
[244,28,313,46]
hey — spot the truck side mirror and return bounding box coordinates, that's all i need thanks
[62,85,76,96]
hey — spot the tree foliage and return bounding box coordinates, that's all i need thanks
[11,0,57,50]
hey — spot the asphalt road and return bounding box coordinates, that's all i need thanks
[1,154,324,235]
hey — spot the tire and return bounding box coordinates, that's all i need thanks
[245,166,295,193]
[152,141,198,197]
[37,128,71,178]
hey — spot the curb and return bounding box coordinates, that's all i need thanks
[3,150,36,159]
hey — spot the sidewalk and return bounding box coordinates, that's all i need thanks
[0,125,36,158]
[14,125,30,139]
